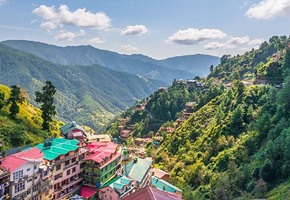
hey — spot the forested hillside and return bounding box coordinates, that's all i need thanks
[104,36,290,199]
[0,84,60,153]
[154,36,290,199]
[0,44,163,131]
[1,40,220,83]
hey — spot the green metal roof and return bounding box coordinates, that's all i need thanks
[101,176,121,188]
[113,182,124,190]
[125,158,152,183]
[151,176,182,193]
[60,121,85,135]
[36,138,79,161]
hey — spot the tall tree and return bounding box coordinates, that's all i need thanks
[210,65,214,72]
[8,85,24,119]
[35,81,57,131]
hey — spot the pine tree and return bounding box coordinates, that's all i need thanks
[35,81,57,131]
[8,85,23,119]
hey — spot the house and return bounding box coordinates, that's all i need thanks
[151,168,169,182]
[120,130,131,139]
[36,138,87,200]
[151,176,182,198]
[60,121,87,145]
[87,134,113,143]
[123,157,152,189]
[0,167,10,199]
[83,142,121,188]
[0,147,44,200]
[98,175,136,200]
[121,185,182,200]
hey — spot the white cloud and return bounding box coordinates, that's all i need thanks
[248,38,265,46]
[120,44,139,52]
[88,37,105,44]
[204,42,234,50]
[166,28,227,45]
[228,36,250,45]
[246,0,290,19]
[121,25,148,35]
[54,29,86,41]
[33,4,111,31]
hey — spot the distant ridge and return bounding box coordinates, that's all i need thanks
[1,40,220,83]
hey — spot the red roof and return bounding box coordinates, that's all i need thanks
[81,186,97,198]
[85,142,120,168]
[0,148,44,172]
[122,186,182,200]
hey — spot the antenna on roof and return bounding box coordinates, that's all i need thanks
[43,137,53,150]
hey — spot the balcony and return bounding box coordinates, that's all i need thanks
[11,175,29,185]
[57,185,82,199]
[63,161,78,170]
[83,172,100,178]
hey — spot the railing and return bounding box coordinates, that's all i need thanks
[11,175,29,185]
[63,161,78,170]
[57,185,82,200]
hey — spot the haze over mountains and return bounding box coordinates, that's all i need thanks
[1,40,220,84]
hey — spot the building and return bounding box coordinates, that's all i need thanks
[123,157,152,189]
[151,168,169,182]
[60,121,87,146]
[98,175,136,200]
[36,138,87,200]
[87,134,112,143]
[0,147,44,200]
[151,176,182,198]
[80,186,97,200]
[0,167,10,199]
[121,185,182,200]
[39,163,54,200]
[83,142,121,187]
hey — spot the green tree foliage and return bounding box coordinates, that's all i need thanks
[35,81,56,131]
[8,85,24,119]
[0,91,5,110]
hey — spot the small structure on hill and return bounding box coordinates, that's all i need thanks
[60,121,87,145]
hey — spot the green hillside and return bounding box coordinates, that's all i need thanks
[0,84,61,152]
[104,36,290,199]
[0,44,164,131]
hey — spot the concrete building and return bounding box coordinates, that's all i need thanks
[0,167,10,199]
[0,147,44,200]
[60,121,87,146]
[36,138,87,200]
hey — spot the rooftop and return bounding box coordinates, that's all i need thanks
[36,138,79,161]
[123,157,152,183]
[60,121,86,135]
[121,186,182,200]
[151,168,169,179]
[80,186,97,199]
[151,176,182,193]
[0,147,44,172]
[85,142,120,168]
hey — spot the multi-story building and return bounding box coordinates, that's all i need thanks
[36,138,87,200]
[123,157,152,189]
[0,166,10,199]
[83,142,121,187]
[0,147,44,200]
[98,175,136,200]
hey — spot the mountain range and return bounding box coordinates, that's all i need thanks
[1,40,220,84]
[0,43,164,131]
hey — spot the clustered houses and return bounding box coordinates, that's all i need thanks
[0,121,183,200]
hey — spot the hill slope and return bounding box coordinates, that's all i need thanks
[0,84,61,152]
[1,40,219,83]
[0,44,163,131]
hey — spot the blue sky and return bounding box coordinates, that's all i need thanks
[0,0,289,59]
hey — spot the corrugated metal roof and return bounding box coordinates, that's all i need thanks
[124,158,152,183]
[36,138,79,161]
[151,176,182,193]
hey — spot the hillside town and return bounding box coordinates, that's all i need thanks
[0,121,183,200]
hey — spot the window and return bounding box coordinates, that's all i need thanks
[65,160,70,166]
[56,165,61,171]
[27,178,32,182]
[67,170,70,176]
[14,182,25,193]
[33,185,39,193]
[26,189,31,195]
[72,167,76,173]
[27,168,30,172]
[72,158,76,163]
[13,170,23,180]
[55,156,60,161]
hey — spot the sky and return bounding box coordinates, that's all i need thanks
[0,0,289,59]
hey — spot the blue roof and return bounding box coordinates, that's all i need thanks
[151,176,182,193]
[109,176,132,191]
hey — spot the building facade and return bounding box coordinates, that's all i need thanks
[36,138,87,200]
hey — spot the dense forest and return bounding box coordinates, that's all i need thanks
[155,36,290,199]
[105,36,290,199]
